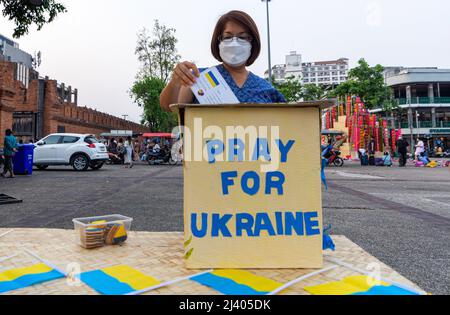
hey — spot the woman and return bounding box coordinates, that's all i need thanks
[124,136,134,169]
[160,10,286,110]
[116,138,125,162]
[415,138,425,161]
[1,129,18,178]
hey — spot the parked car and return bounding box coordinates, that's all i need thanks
[33,134,109,171]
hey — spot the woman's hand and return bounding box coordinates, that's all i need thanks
[172,61,200,87]
[160,61,199,111]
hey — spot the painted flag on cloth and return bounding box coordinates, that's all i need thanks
[80,265,160,295]
[304,275,419,295]
[0,263,64,293]
[191,270,282,295]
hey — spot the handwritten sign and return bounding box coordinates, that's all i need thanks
[174,103,325,269]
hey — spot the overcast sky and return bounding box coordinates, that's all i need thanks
[1,0,449,123]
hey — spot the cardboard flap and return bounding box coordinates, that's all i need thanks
[170,100,336,113]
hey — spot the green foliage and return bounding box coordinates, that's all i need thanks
[273,77,331,102]
[1,0,66,38]
[301,83,330,101]
[135,20,181,83]
[333,58,396,110]
[130,76,178,132]
[272,76,302,102]
[133,20,181,129]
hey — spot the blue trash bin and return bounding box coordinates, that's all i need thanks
[13,144,35,175]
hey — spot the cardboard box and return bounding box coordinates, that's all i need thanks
[171,102,333,269]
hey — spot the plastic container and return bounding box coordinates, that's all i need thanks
[13,144,35,175]
[72,214,133,249]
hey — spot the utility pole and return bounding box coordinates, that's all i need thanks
[262,0,272,83]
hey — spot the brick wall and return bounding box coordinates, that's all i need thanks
[0,62,15,144]
[0,60,150,145]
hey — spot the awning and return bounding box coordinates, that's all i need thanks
[322,130,344,135]
[143,133,175,138]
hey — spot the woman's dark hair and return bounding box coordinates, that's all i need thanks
[5,129,12,136]
[211,10,261,66]
[118,138,124,143]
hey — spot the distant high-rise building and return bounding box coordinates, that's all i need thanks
[1,34,34,88]
[0,34,33,68]
[266,51,349,87]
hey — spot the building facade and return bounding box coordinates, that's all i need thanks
[373,67,450,151]
[0,59,150,145]
[266,51,349,87]
[0,34,33,69]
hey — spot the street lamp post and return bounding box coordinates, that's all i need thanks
[262,0,272,83]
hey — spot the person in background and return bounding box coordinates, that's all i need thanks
[134,140,140,159]
[124,136,134,169]
[108,137,118,153]
[382,151,393,167]
[152,140,161,153]
[368,138,376,166]
[116,138,125,161]
[140,141,147,153]
[1,129,18,178]
[396,136,409,167]
[415,138,425,161]
[358,148,369,166]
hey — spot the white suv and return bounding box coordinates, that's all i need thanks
[33,134,109,171]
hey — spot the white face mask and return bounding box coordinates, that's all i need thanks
[219,38,252,67]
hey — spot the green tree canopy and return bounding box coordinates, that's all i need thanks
[130,76,178,132]
[272,76,302,102]
[135,20,181,83]
[301,83,331,101]
[1,0,66,38]
[333,58,396,110]
[272,77,331,102]
[132,20,181,130]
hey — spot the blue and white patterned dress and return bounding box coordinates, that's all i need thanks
[196,64,286,104]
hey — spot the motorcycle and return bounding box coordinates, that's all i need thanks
[442,149,450,158]
[105,151,124,165]
[147,148,177,165]
[326,149,344,167]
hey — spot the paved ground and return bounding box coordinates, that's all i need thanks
[0,161,449,294]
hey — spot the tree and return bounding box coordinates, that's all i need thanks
[333,58,396,110]
[132,20,181,129]
[32,50,42,69]
[272,77,331,102]
[0,0,66,38]
[301,83,330,101]
[135,20,181,83]
[272,76,302,102]
[130,76,178,132]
